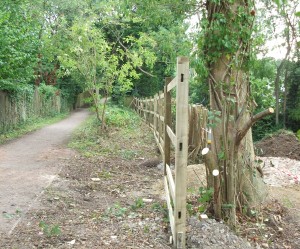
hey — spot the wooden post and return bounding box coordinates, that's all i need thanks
[158,91,164,143]
[150,99,154,125]
[174,57,189,249]
[164,77,172,175]
[154,94,158,139]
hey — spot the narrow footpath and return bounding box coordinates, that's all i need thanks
[0,109,90,235]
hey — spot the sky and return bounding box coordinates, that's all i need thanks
[187,3,299,60]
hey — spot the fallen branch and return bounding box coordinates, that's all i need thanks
[236,108,274,146]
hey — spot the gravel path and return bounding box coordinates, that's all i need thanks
[0,109,90,235]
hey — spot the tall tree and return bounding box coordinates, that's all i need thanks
[0,0,39,91]
[198,0,274,225]
[286,60,300,131]
[258,0,299,126]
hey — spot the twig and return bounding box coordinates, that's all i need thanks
[192,168,206,187]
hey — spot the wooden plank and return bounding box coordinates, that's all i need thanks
[164,77,172,186]
[158,91,164,144]
[167,125,176,147]
[167,76,177,92]
[145,98,149,124]
[140,98,154,103]
[174,56,189,249]
[153,95,158,136]
[164,176,175,238]
[159,115,165,122]
[159,91,165,99]
[166,164,175,201]
[154,130,164,156]
[142,109,155,115]
[154,113,165,122]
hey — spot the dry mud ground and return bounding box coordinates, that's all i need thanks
[0,113,299,248]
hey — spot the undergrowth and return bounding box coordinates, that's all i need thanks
[68,104,153,159]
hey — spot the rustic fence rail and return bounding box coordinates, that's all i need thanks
[133,57,208,248]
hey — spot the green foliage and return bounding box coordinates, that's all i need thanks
[151,202,169,222]
[130,198,145,211]
[2,209,22,219]
[69,105,143,158]
[38,83,57,99]
[104,0,191,99]
[0,0,39,91]
[104,199,146,219]
[39,221,61,237]
[68,116,100,155]
[286,61,300,131]
[105,105,141,128]
[250,58,277,140]
[199,3,254,67]
[105,203,128,218]
[189,77,209,105]
[207,110,221,128]
[187,187,214,216]
[198,187,214,204]
[252,116,279,141]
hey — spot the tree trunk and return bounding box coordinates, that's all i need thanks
[283,67,288,127]
[204,0,272,226]
[274,61,285,126]
[100,90,109,130]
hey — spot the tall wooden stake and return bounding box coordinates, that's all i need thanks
[174,57,189,248]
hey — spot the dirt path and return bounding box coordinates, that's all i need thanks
[0,109,90,235]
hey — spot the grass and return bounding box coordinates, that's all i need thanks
[0,113,69,144]
[68,104,154,159]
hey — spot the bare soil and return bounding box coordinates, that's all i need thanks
[241,132,300,248]
[0,112,299,249]
[255,131,300,160]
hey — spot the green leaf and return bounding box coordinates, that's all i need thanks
[295,12,300,17]
[273,0,281,7]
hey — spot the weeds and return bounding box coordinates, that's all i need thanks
[39,221,61,237]
[105,105,141,129]
[131,198,145,211]
[2,209,22,219]
[97,170,112,179]
[151,202,169,222]
[69,104,149,160]
[187,187,214,216]
[106,203,128,218]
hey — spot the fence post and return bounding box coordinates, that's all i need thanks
[174,57,189,249]
[154,94,158,137]
[164,78,172,175]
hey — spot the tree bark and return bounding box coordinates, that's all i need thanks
[204,0,272,226]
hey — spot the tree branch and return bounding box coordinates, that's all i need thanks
[114,34,156,78]
[235,108,274,146]
[209,73,223,111]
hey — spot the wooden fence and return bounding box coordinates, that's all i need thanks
[0,88,68,133]
[133,57,208,248]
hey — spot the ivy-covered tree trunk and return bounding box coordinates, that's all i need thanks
[203,1,273,226]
